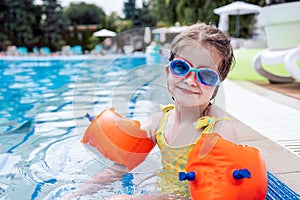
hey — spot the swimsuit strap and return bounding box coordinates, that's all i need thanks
[156,104,175,133]
[158,104,230,135]
[193,116,231,134]
[160,104,175,113]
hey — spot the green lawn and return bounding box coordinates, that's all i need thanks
[228,48,292,82]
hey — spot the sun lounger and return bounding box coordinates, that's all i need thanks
[285,47,300,82]
[33,47,39,55]
[253,47,300,83]
[71,45,83,55]
[94,44,103,54]
[253,2,300,83]
[40,46,51,55]
[17,47,29,55]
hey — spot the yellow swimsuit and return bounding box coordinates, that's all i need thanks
[155,104,223,197]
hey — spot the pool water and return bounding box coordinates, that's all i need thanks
[0,54,171,199]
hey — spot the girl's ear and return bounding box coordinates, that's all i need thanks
[165,65,170,74]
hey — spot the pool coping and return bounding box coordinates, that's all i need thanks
[227,80,300,194]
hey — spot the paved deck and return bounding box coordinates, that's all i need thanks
[222,80,300,194]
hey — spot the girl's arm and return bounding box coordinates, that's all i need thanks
[141,112,165,144]
[60,163,128,199]
[87,163,129,184]
[215,119,239,143]
[62,113,163,199]
[210,105,239,144]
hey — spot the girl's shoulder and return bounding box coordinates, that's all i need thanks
[210,105,239,143]
[141,109,167,143]
[214,117,239,144]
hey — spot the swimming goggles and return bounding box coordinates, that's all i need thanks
[169,59,220,87]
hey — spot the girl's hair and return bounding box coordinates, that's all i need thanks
[169,23,235,82]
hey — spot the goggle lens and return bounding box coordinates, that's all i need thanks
[197,70,219,86]
[169,59,220,87]
[170,60,190,75]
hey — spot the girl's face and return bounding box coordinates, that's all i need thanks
[166,45,221,108]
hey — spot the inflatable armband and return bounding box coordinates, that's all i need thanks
[82,108,155,170]
[179,133,267,200]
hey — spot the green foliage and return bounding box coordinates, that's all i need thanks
[87,36,100,50]
[197,1,219,24]
[64,2,106,25]
[150,0,266,38]
[0,1,8,50]
[63,3,107,52]
[2,0,37,48]
[41,0,68,51]
[1,0,293,52]
[133,1,157,28]
[122,0,156,28]
[123,0,137,21]
[105,12,121,31]
[149,0,178,25]
[114,20,132,33]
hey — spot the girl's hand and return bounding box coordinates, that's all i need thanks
[88,163,128,184]
[59,164,128,199]
[107,194,136,200]
[210,105,239,144]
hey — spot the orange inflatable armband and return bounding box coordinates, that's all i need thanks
[179,133,267,200]
[82,108,155,170]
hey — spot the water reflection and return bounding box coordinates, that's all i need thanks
[0,55,170,199]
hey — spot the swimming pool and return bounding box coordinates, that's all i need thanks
[0,54,171,199]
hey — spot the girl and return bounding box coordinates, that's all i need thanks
[140,22,237,198]
[64,23,237,199]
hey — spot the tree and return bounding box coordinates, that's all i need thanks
[64,2,106,25]
[114,19,132,33]
[105,12,121,31]
[123,0,156,28]
[3,0,37,47]
[123,0,137,21]
[30,4,43,48]
[41,0,68,51]
[133,1,157,28]
[0,0,8,51]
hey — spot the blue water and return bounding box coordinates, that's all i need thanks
[0,54,171,199]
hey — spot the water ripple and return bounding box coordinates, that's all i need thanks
[0,55,169,199]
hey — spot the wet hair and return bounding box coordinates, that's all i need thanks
[169,23,235,82]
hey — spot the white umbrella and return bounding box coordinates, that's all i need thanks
[93,29,117,37]
[144,27,151,44]
[214,1,261,37]
[218,13,229,33]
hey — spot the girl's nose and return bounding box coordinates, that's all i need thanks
[184,71,198,86]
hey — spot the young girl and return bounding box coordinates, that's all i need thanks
[140,22,237,198]
[64,23,237,199]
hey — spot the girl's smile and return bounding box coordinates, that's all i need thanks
[176,85,201,95]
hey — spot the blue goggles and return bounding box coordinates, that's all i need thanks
[169,59,220,87]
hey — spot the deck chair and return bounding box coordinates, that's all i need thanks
[71,45,83,55]
[253,47,300,83]
[285,47,300,82]
[17,47,29,55]
[252,2,300,83]
[33,46,39,55]
[40,47,51,55]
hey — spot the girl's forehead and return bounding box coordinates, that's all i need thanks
[176,45,220,70]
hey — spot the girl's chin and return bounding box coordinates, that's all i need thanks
[178,88,200,95]
[174,97,207,107]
